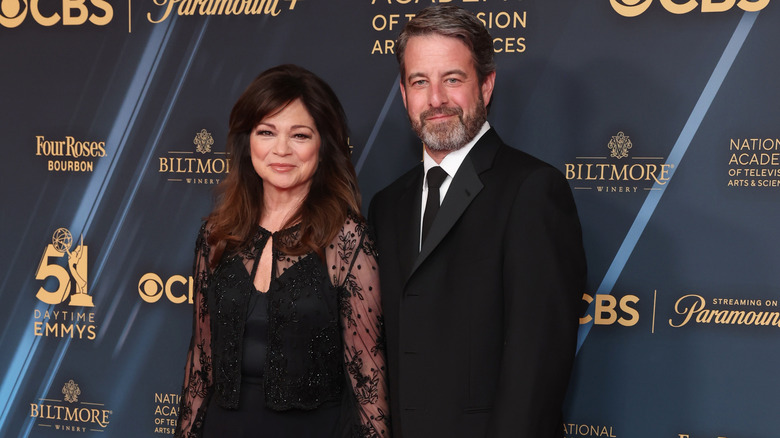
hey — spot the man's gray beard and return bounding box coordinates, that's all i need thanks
[412,100,487,152]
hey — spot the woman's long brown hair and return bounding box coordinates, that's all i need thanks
[206,64,360,267]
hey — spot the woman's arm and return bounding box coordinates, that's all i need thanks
[328,216,391,437]
[175,224,214,438]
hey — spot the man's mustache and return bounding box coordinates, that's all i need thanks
[420,106,463,122]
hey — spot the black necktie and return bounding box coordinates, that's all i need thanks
[422,166,448,245]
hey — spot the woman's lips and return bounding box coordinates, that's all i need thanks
[269,163,295,172]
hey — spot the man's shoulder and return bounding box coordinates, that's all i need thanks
[372,164,422,201]
[469,129,551,173]
[484,137,559,177]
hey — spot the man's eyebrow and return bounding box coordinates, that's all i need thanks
[442,69,468,77]
[406,69,468,82]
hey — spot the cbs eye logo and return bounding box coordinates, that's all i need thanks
[0,0,113,28]
[138,273,193,304]
[610,0,769,17]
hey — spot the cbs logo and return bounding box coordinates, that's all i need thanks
[611,0,769,17]
[0,0,113,28]
[580,293,639,326]
[138,273,193,304]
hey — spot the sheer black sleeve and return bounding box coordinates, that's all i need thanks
[175,224,214,438]
[327,216,390,437]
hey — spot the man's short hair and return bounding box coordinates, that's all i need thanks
[396,5,496,85]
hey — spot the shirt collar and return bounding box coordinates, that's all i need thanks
[423,121,490,183]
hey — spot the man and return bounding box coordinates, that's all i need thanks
[368,5,587,438]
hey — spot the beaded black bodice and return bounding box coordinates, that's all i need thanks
[175,217,389,437]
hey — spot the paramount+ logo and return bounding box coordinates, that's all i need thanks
[0,0,113,28]
[610,0,769,17]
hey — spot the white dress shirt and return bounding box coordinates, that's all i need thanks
[419,121,490,249]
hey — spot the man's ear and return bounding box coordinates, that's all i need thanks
[399,79,408,109]
[481,71,496,106]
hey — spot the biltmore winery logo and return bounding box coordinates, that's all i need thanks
[564,131,672,193]
[30,379,112,432]
[158,128,230,185]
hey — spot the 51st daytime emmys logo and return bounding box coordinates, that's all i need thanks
[565,131,672,193]
[34,227,98,340]
[610,0,770,17]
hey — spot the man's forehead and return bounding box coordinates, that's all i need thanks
[404,35,475,76]
[406,33,470,53]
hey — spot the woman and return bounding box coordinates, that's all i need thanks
[175,64,389,438]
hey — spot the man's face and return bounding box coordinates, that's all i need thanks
[400,34,495,153]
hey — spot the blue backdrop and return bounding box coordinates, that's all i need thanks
[2,1,779,436]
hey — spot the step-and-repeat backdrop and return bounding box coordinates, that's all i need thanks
[2,1,779,436]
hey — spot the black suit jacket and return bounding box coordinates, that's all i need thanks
[368,129,587,438]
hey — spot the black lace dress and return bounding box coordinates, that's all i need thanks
[175,217,389,437]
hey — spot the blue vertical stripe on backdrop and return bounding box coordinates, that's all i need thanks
[355,74,401,175]
[575,11,760,354]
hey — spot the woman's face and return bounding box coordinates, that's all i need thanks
[249,99,321,197]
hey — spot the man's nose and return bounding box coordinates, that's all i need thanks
[429,82,448,107]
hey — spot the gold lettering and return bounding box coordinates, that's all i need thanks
[660,0,698,14]
[669,294,706,327]
[31,0,60,26]
[90,0,113,24]
[610,0,652,17]
[595,295,618,325]
[610,164,627,181]
[63,0,89,25]
[738,0,770,11]
[148,0,180,23]
[148,0,280,22]
[702,0,736,12]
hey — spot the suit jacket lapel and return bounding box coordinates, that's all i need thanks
[407,129,502,281]
[396,167,423,282]
[410,156,482,276]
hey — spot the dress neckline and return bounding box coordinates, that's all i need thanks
[247,222,308,294]
[256,222,301,235]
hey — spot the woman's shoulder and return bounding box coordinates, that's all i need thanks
[194,220,219,259]
[339,211,368,236]
[326,211,368,246]
[195,220,212,242]
[330,211,376,257]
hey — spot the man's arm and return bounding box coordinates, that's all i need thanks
[488,166,587,438]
